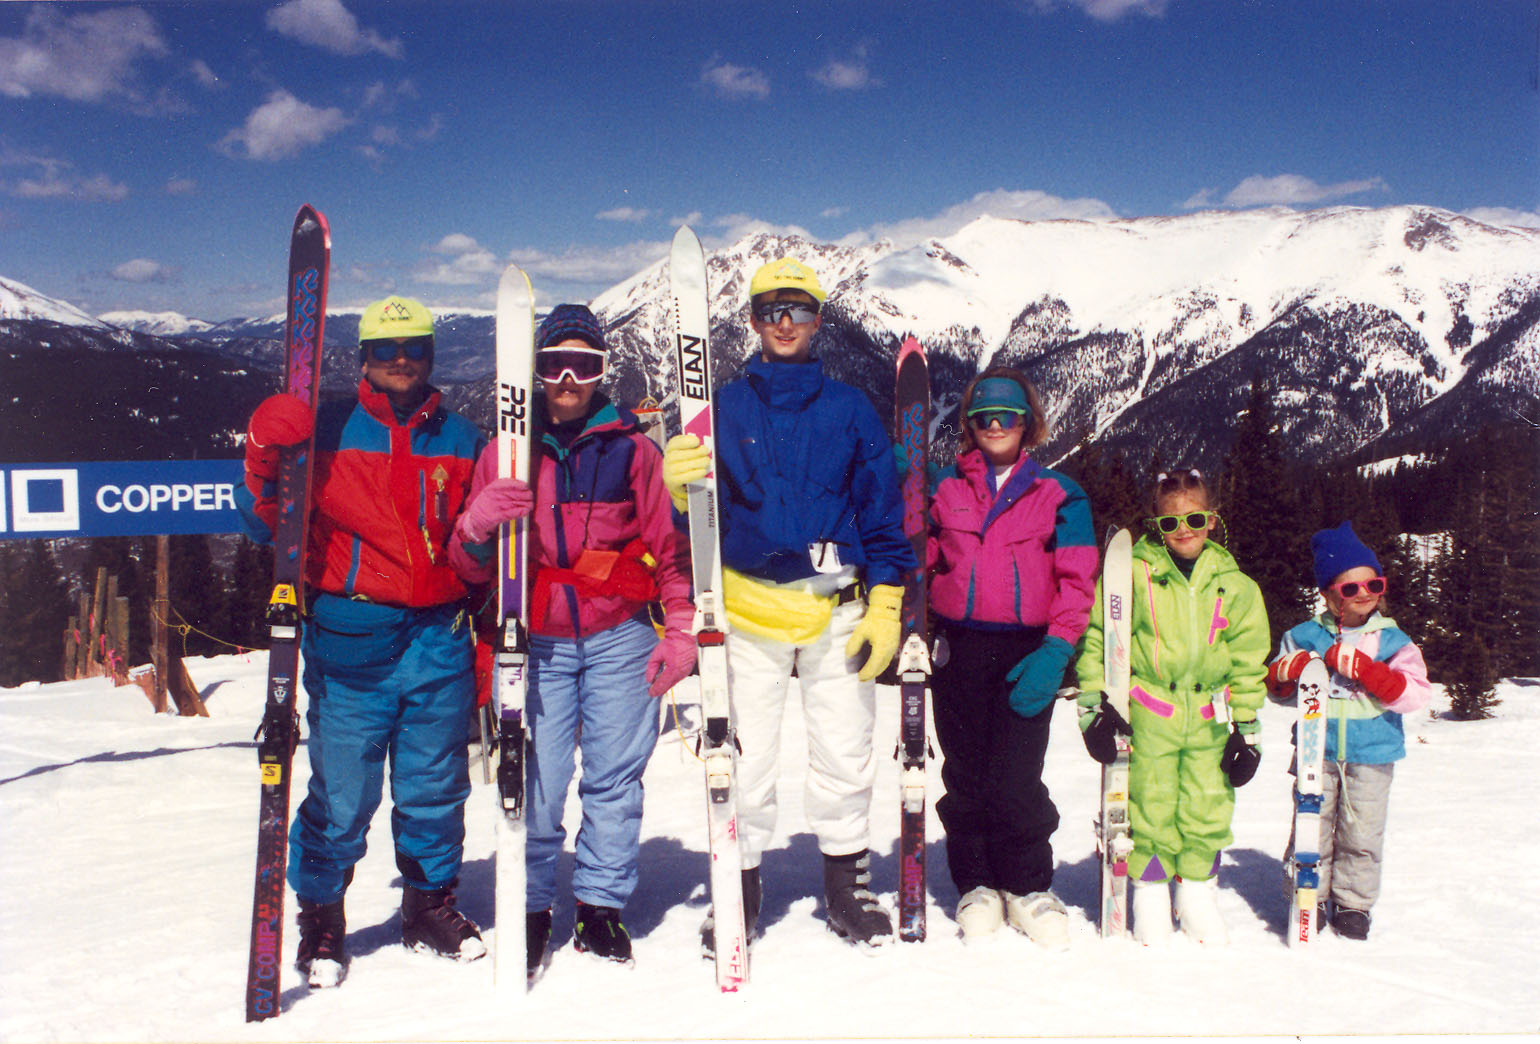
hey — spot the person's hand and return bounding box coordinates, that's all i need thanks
[248,394,314,449]
[1324,643,1405,702]
[662,434,711,513]
[1221,719,1261,787]
[1077,690,1131,765]
[455,478,534,545]
[645,612,698,698]
[844,584,903,681]
[1265,649,1313,698]
[1004,636,1073,719]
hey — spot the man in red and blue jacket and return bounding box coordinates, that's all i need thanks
[238,295,518,987]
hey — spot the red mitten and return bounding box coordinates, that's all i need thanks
[1266,649,1313,696]
[1325,643,1406,703]
[245,394,315,483]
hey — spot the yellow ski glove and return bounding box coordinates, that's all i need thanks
[844,583,904,682]
[662,433,711,513]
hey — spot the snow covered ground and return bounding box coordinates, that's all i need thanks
[1,655,1535,1042]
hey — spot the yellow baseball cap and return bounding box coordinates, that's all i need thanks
[359,295,435,342]
[748,257,826,304]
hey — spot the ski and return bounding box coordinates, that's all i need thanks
[1288,658,1329,947]
[1095,527,1133,939]
[893,336,931,943]
[670,225,747,992]
[245,203,330,1022]
[492,264,535,992]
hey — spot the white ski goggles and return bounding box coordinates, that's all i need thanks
[535,346,607,385]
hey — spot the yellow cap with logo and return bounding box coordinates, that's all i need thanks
[748,257,826,304]
[359,296,435,341]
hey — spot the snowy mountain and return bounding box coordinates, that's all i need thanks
[591,205,1540,470]
[96,309,215,336]
[4,205,1537,468]
[0,274,110,330]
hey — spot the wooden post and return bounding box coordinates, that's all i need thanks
[152,535,170,714]
[87,566,107,678]
[75,590,90,680]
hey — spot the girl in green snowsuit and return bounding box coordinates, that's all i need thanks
[1075,470,1269,945]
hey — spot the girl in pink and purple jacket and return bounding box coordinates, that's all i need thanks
[926,368,1098,946]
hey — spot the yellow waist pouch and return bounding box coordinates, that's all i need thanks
[723,567,833,645]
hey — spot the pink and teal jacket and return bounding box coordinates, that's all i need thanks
[926,449,1098,643]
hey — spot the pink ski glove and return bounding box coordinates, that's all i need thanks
[645,611,698,698]
[455,478,534,546]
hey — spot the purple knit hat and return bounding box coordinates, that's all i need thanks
[535,304,606,351]
[1310,520,1382,589]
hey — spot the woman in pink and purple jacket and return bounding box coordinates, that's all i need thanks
[926,368,1098,947]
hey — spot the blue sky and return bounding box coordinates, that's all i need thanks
[1,0,1536,320]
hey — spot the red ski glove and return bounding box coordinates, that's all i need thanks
[244,393,315,482]
[1324,643,1406,703]
[1265,649,1313,698]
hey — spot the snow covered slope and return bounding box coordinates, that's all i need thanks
[0,274,109,329]
[1,656,1535,1040]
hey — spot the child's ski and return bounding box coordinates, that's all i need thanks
[1288,658,1329,947]
[669,225,747,992]
[245,203,329,1022]
[493,264,535,991]
[1096,527,1133,939]
[893,336,931,943]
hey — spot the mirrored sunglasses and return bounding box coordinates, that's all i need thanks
[363,335,433,363]
[1329,576,1387,599]
[535,346,607,384]
[1150,510,1216,534]
[968,409,1026,431]
[752,301,820,325]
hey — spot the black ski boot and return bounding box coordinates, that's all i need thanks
[1332,907,1372,940]
[401,885,486,962]
[526,908,553,983]
[573,902,633,966]
[824,850,893,949]
[700,866,762,959]
[295,897,346,989]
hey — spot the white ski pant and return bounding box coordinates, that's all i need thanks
[1318,760,1395,912]
[727,600,876,866]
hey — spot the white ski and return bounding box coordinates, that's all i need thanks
[493,264,535,993]
[669,225,747,992]
[1288,658,1329,947]
[1097,528,1134,938]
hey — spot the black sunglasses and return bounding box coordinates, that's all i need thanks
[362,335,434,363]
[753,301,820,325]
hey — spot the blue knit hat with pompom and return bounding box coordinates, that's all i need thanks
[1310,520,1382,589]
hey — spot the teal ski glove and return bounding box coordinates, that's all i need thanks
[1004,635,1073,719]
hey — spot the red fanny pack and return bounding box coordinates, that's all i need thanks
[529,538,659,631]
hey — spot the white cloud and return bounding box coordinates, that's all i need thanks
[266,0,404,58]
[0,6,168,105]
[705,213,815,244]
[701,56,770,100]
[417,233,500,285]
[165,176,196,196]
[841,189,1119,247]
[670,211,705,228]
[110,258,174,283]
[1025,0,1170,21]
[811,44,881,91]
[1219,173,1388,207]
[1,151,130,202]
[508,240,673,286]
[188,59,221,89]
[597,207,654,223]
[217,90,349,161]
[1462,206,1540,230]
[821,205,849,219]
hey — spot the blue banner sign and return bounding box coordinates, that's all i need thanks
[0,460,246,539]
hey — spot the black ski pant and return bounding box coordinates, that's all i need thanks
[932,620,1060,899]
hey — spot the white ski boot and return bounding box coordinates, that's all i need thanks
[1174,875,1229,945]
[1131,878,1174,946]
[955,886,1004,943]
[1002,891,1071,951]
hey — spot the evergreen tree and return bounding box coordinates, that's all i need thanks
[1447,628,1500,720]
[166,535,226,657]
[0,541,73,686]
[1220,378,1311,651]
[225,539,274,651]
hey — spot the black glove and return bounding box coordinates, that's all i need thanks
[1220,721,1261,787]
[1079,692,1131,765]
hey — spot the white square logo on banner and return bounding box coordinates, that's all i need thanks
[0,470,6,533]
[11,469,80,533]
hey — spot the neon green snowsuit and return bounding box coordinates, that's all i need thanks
[1076,536,1269,883]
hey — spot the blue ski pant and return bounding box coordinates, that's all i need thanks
[526,615,660,912]
[288,595,475,904]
